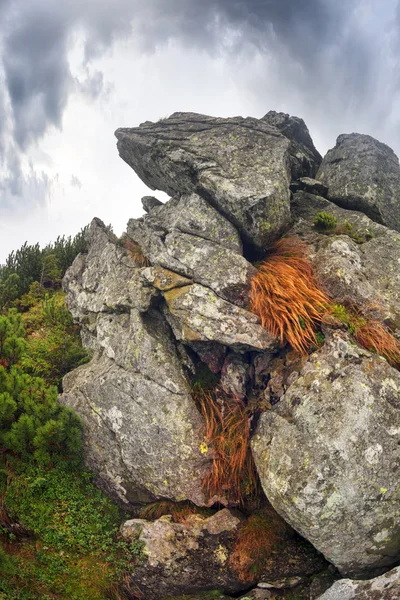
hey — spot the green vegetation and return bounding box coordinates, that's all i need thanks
[313,213,374,244]
[313,211,337,231]
[0,229,140,599]
[0,229,88,312]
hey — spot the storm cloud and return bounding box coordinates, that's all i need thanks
[0,0,399,254]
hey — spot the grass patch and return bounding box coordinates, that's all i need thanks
[194,386,259,505]
[250,237,330,355]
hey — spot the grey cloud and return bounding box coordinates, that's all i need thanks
[0,0,399,216]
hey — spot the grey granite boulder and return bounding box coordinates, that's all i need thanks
[61,220,211,508]
[120,509,248,599]
[163,283,277,352]
[262,111,322,179]
[116,112,293,248]
[291,192,400,330]
[317,566,400,600]
[252,330,400,578]
[317,133,400,230]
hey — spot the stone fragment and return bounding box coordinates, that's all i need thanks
[163,284,277,352]
[120,510,248,599]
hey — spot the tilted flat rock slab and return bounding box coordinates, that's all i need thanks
[317,566,400,600]
[163,283,277,351]
[252,331,400,578]
[317,133,400,231]
[116,112,293,248]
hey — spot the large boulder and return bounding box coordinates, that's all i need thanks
[61,219,211,508]
[317,566,400,600]
[251,330,400,578]
[115,112,296,248]
[317,133,400,230]
[291,192,400,330]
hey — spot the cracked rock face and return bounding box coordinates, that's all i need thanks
[61,219,211,508]
[252,331,400,578]
[317,133,400,231]
[116,112,295,248]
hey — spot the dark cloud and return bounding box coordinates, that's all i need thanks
[0,0,399,216]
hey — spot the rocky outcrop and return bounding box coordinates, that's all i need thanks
[116,112,311,248]
[60,111,400,595]
[61,219,211,508]
[317,133,400,231]
[317,566,400,600]
[252,330,400,577]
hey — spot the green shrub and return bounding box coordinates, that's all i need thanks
[313,212,337,231]
[0,310,82,465]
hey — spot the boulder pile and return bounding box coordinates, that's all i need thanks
[61,112,400,599]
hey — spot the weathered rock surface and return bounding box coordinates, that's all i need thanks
[252,330,400,577]
[291,191,400,329]
[116,112,295,248]
[163,284,277,351]
[127,193,254,306]
[317,133,400,230]
[120,510,248,599]
[61,219,211,508]
[317,566,400,600]
[262,111,322,179]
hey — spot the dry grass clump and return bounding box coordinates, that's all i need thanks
[139,500,212,523]
[121,236,150,267]
[250,237,330,354]
[332,304,400,369]
[230,505,290,582]
[194,387,258,505]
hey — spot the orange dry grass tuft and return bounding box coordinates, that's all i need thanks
[195,387,258,504]
[350,309,400,369]
[230,505,290,582]
[250,236,330,354]
[122,237,150,268]
[138,500,211,523]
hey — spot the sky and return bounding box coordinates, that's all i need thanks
[0,0,399,261]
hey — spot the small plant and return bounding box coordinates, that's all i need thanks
[194,387,258,505]
[250,237,330,355]
[313,212,337,231]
